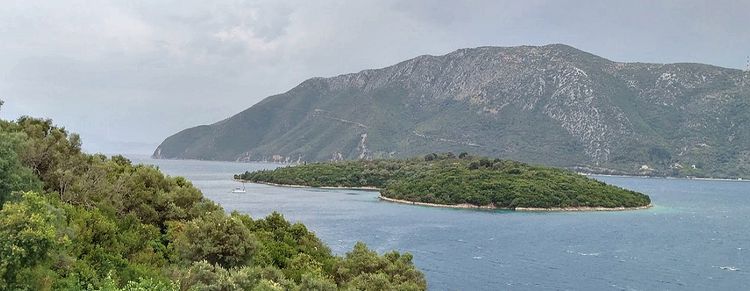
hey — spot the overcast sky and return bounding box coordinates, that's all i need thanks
[1,0,748,154]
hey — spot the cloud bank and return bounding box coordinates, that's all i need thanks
[1,0,747,154]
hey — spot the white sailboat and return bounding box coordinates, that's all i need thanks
[231,182,246,193]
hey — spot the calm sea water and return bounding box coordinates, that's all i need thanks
[130,156,749,290]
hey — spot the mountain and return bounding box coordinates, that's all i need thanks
[154,44,750,178]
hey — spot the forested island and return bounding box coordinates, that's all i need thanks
[236,153,651,210]
[0,101,426,290]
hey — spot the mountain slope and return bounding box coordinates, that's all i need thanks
[154,44,750,178]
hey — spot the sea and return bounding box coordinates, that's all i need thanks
[130,155,749,290]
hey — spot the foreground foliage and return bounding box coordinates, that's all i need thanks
[0,103,425,290]
[237,153,651,209]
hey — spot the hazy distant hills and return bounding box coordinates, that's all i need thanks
[154,44,750,178]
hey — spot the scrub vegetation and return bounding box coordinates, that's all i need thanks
[237,152,651,209]
[0,101,426,291]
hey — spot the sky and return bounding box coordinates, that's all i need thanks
[1,0,748,155]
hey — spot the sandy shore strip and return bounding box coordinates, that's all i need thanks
[515,204,652,212]
[379,195,652,212]
[378,195,506,210]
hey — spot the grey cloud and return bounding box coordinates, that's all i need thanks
[0,0,748,154]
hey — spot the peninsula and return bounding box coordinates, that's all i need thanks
[235,153,652,211]
[158,44,750,180]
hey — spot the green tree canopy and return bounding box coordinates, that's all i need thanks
[238,153,651,209]
[0,131,41,208]
[0,192,65,290]
[0,110,426,290]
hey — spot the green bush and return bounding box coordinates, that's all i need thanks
[238,153,651,209]
[0,110,426,290]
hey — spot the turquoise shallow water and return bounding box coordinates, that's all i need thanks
[132,156,750,290]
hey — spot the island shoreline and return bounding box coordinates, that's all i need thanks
[378,195,652,212]
[242,180,653,212]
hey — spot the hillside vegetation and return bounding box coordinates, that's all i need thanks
[0,101,425,290]
[156,44,750,179]
[236,153,651,209]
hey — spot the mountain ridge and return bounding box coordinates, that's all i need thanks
[154,44,750,178]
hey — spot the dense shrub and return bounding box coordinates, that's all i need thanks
[0,108,426,290]
[237,153,651,209]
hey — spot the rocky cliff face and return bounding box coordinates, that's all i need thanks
[154,44,750,178]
